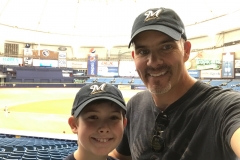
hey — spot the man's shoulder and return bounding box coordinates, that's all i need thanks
[127,90,152,104]
[133,90,151,98]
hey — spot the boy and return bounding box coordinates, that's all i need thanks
[65,82,127,160]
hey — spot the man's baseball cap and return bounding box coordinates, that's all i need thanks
[128,7,187,48]
[71,82,126,118]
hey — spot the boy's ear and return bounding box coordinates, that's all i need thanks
[68,116,78,134]
[123,118,127,128]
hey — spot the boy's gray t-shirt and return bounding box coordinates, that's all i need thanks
[64,153,118,160]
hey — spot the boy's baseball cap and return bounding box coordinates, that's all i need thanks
[71,82,126,118]
[128,7,187,48]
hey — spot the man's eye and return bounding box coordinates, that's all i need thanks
[162,45,173,50]
[137,49,149,55]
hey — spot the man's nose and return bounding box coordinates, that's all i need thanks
[147,53,164,68]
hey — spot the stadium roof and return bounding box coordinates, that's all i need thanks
[0,0,240,47]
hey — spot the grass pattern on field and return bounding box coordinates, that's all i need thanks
[0,88,136,134]
[9,98,130,114]
[9,99,73,114]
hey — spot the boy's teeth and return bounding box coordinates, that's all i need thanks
[96,138,109,142]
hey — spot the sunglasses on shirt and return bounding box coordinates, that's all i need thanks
[151,113,169,152]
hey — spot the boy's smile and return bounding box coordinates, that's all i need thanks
[71,101,127,156]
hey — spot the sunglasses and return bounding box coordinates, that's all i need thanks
[151,113,169,152]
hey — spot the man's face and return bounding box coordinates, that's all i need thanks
[132,30,189,95]
[76,102,126,156]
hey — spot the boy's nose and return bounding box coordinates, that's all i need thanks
[98,122,110,133]
[98,127,110,133]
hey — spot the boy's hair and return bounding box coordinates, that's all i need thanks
[71,82,127,118]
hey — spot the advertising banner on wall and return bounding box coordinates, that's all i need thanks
[58,51,67,59]
[0,57,22,65]
[58,59,67,67]
[118,85,131,90]
[200,69,222,78]
[24,57,32,66]
[235,68,240,78]
[87,53,98,76]
[32,50,58,60]
[23,48,33,56]
[222,52,235,78]
[98,61,118,76]
[188,70,200,78]
[235,60,240,68]
[119,61,139,77]
[33,59,58,67]
[195,59,221,70]
[67,61,87,69]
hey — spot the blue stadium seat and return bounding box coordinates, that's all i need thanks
[0,153,8,159]
[51,156,62,160]
[22,154,37,158]
[22,157,37,160]
[10,152,24,157]
[5,155,22,159]
[37,155,51,160]
[24,145,36,151]
[14,146,26,151]
[1,146,15,152]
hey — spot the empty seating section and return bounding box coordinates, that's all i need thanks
[85,77,144,85]
[209,80,229,87]
[5,67,74,87]
[0,134,77,160]
[84,78,240,91]
[200,79,240,91]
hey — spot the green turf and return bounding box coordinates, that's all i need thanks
[9,99,74,114]
[1,88,133,134]
[9,98,130,114]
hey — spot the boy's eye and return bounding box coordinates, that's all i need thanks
[88,115,98,119]
[110,115,121,120]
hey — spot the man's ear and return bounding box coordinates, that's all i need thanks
[132,51,135,59]
[184,41,191,62]
[68,116,78,134]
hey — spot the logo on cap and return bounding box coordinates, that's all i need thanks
[90,83,106,95]
[144,9,163,22]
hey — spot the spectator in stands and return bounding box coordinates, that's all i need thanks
[65,82,127,160]
[109,7,240,160]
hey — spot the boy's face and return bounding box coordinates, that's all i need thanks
[69,101,127,156]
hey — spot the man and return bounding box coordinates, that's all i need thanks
[109,7,240,160]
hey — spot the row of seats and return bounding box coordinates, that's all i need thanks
[86,78,240,88]
[202,79,240,90]
[0,134,78,160]
[85,77,144,85]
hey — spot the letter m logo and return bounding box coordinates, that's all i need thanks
[90,83,106,94]
[144,9,162,21]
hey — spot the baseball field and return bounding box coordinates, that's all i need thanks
[0,87,141,136]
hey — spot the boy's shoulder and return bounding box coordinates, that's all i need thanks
[63,154,117,160]
[107,156,119,160]
[63,153,75,160]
